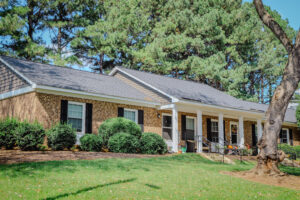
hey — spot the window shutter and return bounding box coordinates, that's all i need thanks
[60,100,68,123]
[279,129,283,139]
[223,120,225,145]
[289,129,293,146]
[252,124,257,146]
[85,103,93,133]
[207,118,212,141]
[181,115,186,140]
[138,110,144,132]
[118,107,124,117]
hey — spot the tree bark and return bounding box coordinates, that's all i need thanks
[253,0,300,176]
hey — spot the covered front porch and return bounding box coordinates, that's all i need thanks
[160,102,264,153]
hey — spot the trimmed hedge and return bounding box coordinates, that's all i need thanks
[47,123,76,150]
[108,132,139,153]
[0,118,20,149]
[80,134,103,152]
[140,132,167,154]
[278,144,300,158]
[15,121,45,150]
[98,117,142,146]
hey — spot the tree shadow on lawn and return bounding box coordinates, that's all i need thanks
[0,154,227,178]
[43,178,137,200]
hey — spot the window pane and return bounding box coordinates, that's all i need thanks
[163,128,172,140]
[68,103,83,132]
[124,110,136,122]
[281,130,288,144]
[186,118,194,130]
[68,118,82,132]
[211,121,219,143]
[163,116,172,128]
[68,104,83,119]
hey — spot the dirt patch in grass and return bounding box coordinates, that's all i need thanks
[0,150,167,164]
[222,170,300,191]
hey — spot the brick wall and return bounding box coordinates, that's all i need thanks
[1,91,300,146]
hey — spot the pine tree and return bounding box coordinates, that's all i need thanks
[0,0,48,61]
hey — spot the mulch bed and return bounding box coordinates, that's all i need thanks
[0,150,165,165]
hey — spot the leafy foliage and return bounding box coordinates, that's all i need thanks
[47,123,76,150]
[98,117,142,146]
[15,121,45,150]
[0,118,20,149]
[140,132,167,154]
[108,132,139,153]
[278,144,300,158]
[0,0,296,103]
[80,134,103,152]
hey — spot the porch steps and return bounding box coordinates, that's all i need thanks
[199,152,235,164]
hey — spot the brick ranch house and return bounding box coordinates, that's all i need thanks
[0,56,299,152]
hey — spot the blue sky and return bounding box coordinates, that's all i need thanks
[243,0,299,30]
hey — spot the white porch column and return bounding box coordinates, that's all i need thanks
[172,105,179,153]
[197,110,203,153]
[257,119,263,141]
[218,113,224,146]
[239,116,244,148]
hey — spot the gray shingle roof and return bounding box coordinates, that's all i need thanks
[0,56,158,103]
[117,67,297,123]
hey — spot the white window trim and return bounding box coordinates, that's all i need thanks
[162,113,172,141]
[230,121,239,145]
[186,116,197,139]
[68,101,86,134]
[124,108,138,124]
[281,128,290,145]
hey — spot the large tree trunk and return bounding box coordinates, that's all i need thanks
[254,51,300,175]
[253,0,300,176]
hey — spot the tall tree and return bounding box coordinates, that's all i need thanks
[253,0,300,175]
[0,0,48,61]
[44,0,102,66]
[71,0,148,73]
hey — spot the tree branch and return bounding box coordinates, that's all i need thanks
[253,0,293,53]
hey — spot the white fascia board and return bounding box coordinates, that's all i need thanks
[0,86,34,100]
[0,57,36,87]
[110,67,178,102]
[159,104,175,110]
[35,85,160,108]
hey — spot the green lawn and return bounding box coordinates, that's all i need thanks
[0,154,299,200]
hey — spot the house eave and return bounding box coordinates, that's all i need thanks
[35,85,160,108]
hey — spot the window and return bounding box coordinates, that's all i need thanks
[68,102,85,133]
[124,109,138,123]
[230,123,238,144]
[162,114,172,140]
[211,120,219,143]
[280,128,289,144]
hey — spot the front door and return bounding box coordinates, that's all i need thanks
[185,117,196,152]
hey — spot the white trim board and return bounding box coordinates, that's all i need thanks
[0,86,34,100]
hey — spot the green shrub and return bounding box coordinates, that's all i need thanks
[108,132,139,153]
[140,132,167,154]
[0,118,20,149]
[15,121,45,150]
[47,123,76,150]
[80,134,103,152]
[278,144,300,158]
[98,117,142,146]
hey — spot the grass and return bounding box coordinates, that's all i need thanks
[0,154,299,200]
